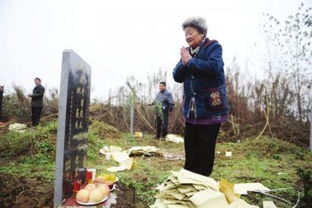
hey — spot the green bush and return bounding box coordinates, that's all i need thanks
[0,121,57,159]
[241,137,302,158]
[1,94,30,121]
[89,119,120,139]
[297,167,312,207]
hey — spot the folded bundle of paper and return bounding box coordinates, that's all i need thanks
[165,134,184,143]
[99,145,161,172]
[9,123,27,133]
[150,169,260,208]
[126,146,161,157]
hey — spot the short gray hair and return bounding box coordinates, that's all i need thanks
[182,17,208,36]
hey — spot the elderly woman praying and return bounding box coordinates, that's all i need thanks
[173,17,229,176]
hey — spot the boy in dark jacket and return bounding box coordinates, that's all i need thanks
[28,78,45,126]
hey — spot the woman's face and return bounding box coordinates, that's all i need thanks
[184,27,205,48]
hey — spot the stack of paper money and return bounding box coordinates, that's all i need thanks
[150,169,260,208]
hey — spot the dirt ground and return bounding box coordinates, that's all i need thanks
[112,183,146,208]
[0,174,53,208]
[0,174,144,208]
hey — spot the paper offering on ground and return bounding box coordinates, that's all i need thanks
[189,189,228,208]
[107,158,134,172]
[112,152,130,163]
[150,169,266,208]
[165,134,184,143]
[263,201,277,208]
[126,146,160,156]
[234,183,270,195]
[99,145,122,156]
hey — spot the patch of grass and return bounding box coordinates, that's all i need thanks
[239,136,305,158]
[86,130,184,205]
[87,125,312,207]
[0,159,55,183]
[212,139,312,207]
[1,120,311,207]
[0,121,57,184]
[0,121,57,159]
[89,119,119,138]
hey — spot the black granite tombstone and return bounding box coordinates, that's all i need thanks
[54,50,91,207]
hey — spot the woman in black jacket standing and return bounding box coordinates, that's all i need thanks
[173,17,229,176]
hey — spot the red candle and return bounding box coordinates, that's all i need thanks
[73,180,81,193]
[86,170,92,183]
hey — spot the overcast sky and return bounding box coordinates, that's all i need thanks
[0,0,309,100]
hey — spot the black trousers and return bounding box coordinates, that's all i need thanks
[184,122,221,176]
[31,107,43,126]
[156,110,169,138]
